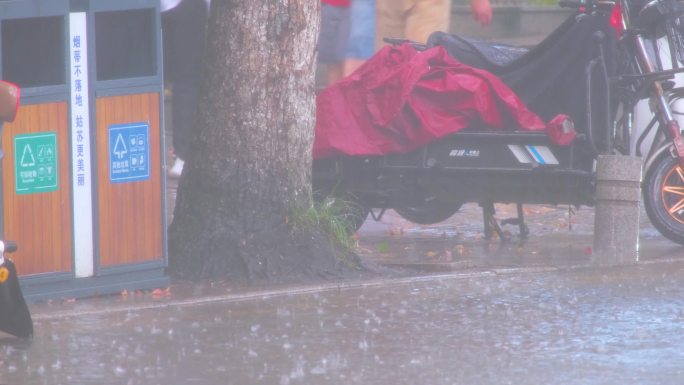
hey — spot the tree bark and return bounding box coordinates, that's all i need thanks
[168,0,347,282]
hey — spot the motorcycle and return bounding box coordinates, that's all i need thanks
[312,0,684,243]
[0,80,33,339]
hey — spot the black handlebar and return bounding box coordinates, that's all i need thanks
[382,37,428,51]
[558,0,615,11]
[558,0,583,8]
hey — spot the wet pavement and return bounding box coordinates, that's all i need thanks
[3,261,684,384]
[355,202,684,272]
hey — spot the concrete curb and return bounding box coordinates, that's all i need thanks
[31,255,684,321]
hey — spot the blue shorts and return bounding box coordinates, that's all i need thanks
[318,4,351,64]
[346,0,376,59]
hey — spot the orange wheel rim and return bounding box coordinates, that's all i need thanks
[661,164,684,225]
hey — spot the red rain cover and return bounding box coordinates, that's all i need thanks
[313,43,547,160]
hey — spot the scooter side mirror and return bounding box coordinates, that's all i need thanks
[0,80,20,123]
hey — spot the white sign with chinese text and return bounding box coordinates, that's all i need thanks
[69,12,94,278]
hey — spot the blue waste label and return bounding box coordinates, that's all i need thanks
[109,122,150,183]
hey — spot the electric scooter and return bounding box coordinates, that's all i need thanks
[312,0,684,244]
[0,80,33,339]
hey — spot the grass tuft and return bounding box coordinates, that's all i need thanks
[288,196,358,251]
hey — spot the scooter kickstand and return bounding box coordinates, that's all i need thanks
[500,203,530,240]
[481,202,507,241]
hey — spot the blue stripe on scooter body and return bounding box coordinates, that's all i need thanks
[526,145,546,164]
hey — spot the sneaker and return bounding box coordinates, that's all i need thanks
[168,157,184,178]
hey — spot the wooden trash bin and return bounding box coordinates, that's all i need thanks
[0,0,167,301]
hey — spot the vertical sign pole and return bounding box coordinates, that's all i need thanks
[69,13,94,278]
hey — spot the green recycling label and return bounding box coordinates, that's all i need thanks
[14,132,58,195]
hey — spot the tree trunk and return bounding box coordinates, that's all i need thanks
[168,0,348,282]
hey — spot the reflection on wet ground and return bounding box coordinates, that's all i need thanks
[356,203,684,271]
[2,262,684,384]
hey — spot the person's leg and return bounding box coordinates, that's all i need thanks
[343,59,364,76]
[344,0,376,75]
[165,0,209,176]
[375,0,407,50]
[170,0,208,79]
[171,76,198,162]
[162,4,184,84]
[318,4,350,86]
[326,63,344,85]
[405,0,451,44]
[162,3,185,175]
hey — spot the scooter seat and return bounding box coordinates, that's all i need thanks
[426,32,528,73]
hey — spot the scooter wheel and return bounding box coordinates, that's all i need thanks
[644,153,684,245]
[395,201,462,225]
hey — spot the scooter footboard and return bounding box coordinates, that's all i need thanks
[383,130,591,173]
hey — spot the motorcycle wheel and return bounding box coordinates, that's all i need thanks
[643,153,684,245]
[395,200,462,225]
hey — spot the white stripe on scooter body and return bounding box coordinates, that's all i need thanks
[508,145,559,165]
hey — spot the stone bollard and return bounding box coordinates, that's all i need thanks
[593,155,642,265]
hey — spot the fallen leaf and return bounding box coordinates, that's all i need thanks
[388,227,405,236]
[440,249,453,262]
[455,245,471,257]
